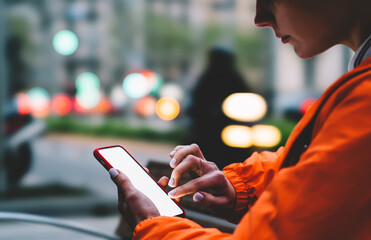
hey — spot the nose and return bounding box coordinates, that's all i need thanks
[254,1,275,27]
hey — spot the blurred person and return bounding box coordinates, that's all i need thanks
[109,0,371,239]
[188,46,252,169]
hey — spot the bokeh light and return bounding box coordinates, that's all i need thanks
[53,30,79,55]
[94,95,112,114]
[221,125,253,148]
[135,96,156,117]
[251,125,281,148]
[222,93,267,122]
[110,85,128,109]
[75,72,100,91]
[300,98,316,114]
[51,93,73,116]
[27,87,51,118]
[74,99,88,115]
[123,73,150,99]
[76,90,101,110]
[75,72,101,109]
[155,97,180,121]
[159,83,184,101]
[141,70,164,95]
[15,93,31,115]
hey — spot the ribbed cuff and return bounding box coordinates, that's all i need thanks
[223,168,257,223]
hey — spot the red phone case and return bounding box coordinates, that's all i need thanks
[93,145,185,217]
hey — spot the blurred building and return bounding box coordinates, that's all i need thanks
[3,0,351,116]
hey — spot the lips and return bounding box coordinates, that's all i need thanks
[276,32,290,44]
[281,36,290,44]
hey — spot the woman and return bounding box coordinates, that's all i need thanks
[109,0,371,239]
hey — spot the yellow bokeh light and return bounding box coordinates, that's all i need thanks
[221,125,253,148]
[252,125,281,148]
[155,97,180,121]
[222,93,267,122]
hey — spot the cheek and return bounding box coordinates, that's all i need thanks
[291,36,335,59]
[275,6,341,58]
[286,20,334,58]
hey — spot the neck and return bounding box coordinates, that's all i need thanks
[344,3,371,51]
[346,28,371,51]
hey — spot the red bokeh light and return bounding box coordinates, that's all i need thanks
[51,93,73,116]
[300,98,317,114]
[16,93,32,115]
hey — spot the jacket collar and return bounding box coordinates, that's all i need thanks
[281,56,371,168]
[348,34,371,71]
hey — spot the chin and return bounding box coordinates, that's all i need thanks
[293,47,321,59]
[293,43,331,59]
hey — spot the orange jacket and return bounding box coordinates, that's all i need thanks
[133,57,371,240]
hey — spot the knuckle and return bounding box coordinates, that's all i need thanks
[190,143,199,151]
[190,143,199,148]
[213,171,227,182]
[175,145,184,150]
[184,155,198,163]
[193,180,203,189]
[115,177,126,187]
[204,161,219,172]
[125,191,138,202]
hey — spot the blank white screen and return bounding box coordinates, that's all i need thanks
[98,146,183,216]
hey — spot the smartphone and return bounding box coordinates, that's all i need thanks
[93,145,185,217]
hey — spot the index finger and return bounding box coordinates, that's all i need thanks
[168,174,215,198]
[170,144,204,168]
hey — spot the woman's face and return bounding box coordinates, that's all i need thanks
[255,0,355,58]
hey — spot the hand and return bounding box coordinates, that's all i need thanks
[167,144,236,217]
[115,173,170,239]
[109,168,160,230]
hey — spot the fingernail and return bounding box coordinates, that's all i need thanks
[168,178,175,187]
[168,189,176,197]
[169,150,176,157]
[193,192,204,203]
[169,158,177,167]
[109,168,119,178]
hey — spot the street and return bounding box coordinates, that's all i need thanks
[23,133,175,197]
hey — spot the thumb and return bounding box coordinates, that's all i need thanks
[193,191,229,208]
[109,168,134,190]
[109,168,120,179]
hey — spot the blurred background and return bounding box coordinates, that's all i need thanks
[0,0,352,239]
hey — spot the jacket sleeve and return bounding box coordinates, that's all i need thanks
[221,147,285,222]
[133,217,231,240]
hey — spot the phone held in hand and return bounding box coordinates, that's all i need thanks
[93,145,185,217]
